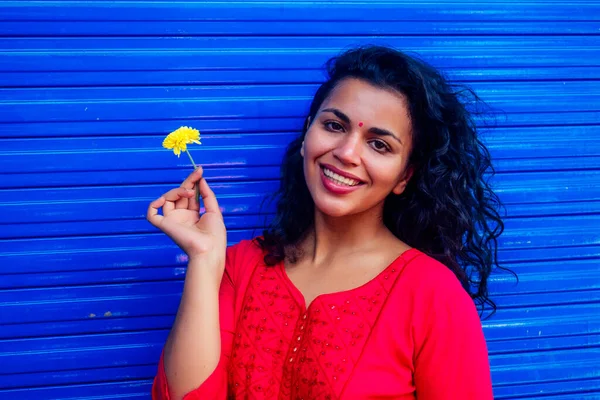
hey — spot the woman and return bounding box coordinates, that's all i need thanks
[148,45,503,399]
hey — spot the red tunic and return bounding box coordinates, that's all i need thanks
[153,239,493,399]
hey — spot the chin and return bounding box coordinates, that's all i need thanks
[312,197,357,218]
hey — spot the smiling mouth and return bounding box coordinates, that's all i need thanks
[322,166,362,187]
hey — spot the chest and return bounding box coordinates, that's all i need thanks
[226,263,414,399]
[284,252,404,308]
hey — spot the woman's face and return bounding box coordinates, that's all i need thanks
[302,78,413,218]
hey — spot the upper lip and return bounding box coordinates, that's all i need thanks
[320,163,365,183]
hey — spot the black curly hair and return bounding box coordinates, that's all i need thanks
[256,45,508,315]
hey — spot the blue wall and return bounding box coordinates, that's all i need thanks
[1,1,599,398]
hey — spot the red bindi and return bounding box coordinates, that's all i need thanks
[358,122,364,127]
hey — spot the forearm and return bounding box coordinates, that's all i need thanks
[163,259,224,400]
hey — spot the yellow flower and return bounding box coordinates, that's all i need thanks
[162,126,201,157]
[162,126,202,202]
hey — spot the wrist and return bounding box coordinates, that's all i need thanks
[186,256,224,282]
[188,254,224,269]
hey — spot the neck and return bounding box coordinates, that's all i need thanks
[302,204,390,265]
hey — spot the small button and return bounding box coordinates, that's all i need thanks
[293,347,298,352]
[297,336,302,341]
[303,314,307,320]
[289,357,294,363]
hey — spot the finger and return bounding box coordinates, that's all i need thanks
[180,167,204,191]
[163,198,175,214]
[162,187,195,213]
[188,181,200,212]
[199,178,221,216]
[175,195,189,210]
[175,189,191,210]
[147,196,165,227]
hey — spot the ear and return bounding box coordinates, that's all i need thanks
[392,166,414,195]
[301,116,311,158]
[305,116,312,131]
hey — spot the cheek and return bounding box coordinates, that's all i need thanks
[303,129,331,159]
[366,157,407,186]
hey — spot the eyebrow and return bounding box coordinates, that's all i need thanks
[320,107,402,144]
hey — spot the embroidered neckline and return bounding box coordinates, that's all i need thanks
[276,247,421,310]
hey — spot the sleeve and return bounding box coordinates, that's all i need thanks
[412,265,494,400]
[152,242,246,400]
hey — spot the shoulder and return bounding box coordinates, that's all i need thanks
[397,251,485,350]
[224,237,266,281]
[227,237,263,258]
[399,250,480,328]
[402,250,471,303]
[402,252,493,397]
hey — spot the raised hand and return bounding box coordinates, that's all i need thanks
[147,167,227,265]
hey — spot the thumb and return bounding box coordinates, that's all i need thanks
[199,178,222,216]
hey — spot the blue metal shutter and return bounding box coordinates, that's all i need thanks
[1,1,599,399]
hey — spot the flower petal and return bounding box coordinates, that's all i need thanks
[164,126,201,158]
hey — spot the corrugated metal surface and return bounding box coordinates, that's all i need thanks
[1,1,599,398]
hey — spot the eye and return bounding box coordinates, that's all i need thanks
[369,139,391,153]
[324,121,345,132]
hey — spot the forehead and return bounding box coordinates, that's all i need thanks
[319,78,411,132]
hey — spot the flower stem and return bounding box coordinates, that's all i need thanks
[185,149,197,169]
[185,149,200,205]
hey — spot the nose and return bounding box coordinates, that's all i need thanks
[332,132,361,166]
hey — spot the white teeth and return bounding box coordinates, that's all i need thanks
[323,168,360,187]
